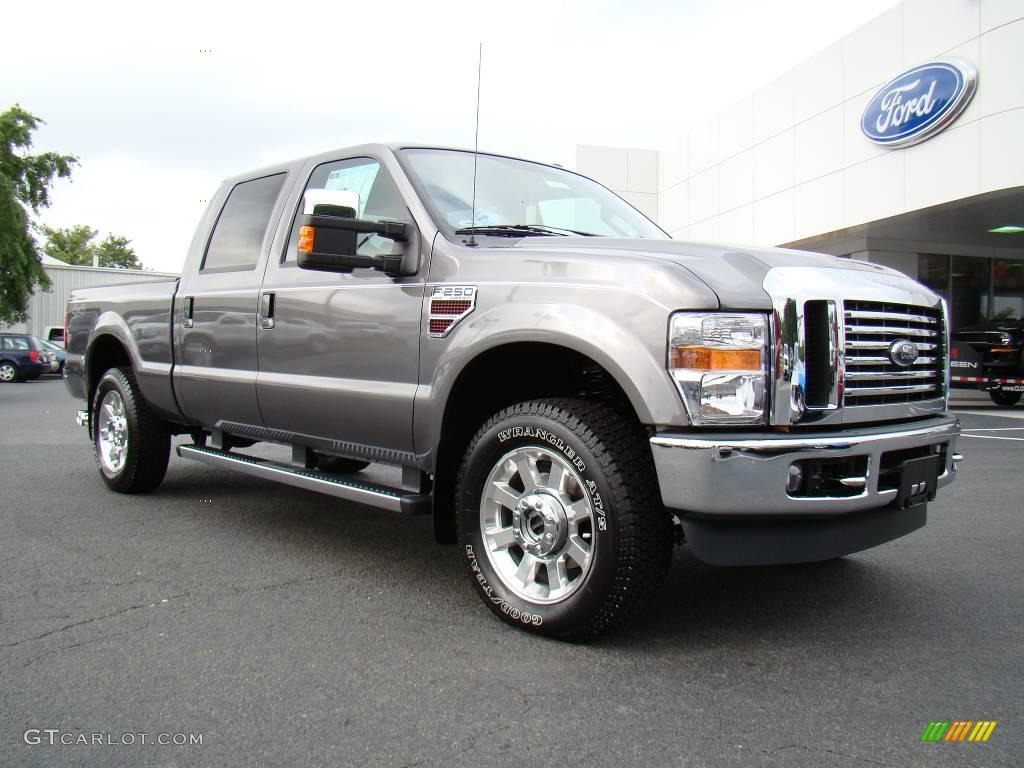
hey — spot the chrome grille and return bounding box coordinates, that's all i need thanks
[843,300,945,406]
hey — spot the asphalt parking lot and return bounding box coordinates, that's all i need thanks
[2,378,1021,767]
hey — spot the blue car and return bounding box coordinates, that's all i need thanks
[0,333,48,382]
[40,338,66,374]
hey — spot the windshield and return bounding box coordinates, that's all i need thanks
[399,148,666,241]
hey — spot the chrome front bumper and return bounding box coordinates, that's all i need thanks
[650,414,960,516]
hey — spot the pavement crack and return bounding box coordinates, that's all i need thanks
[765,743,899,767]
[3,593,188,648]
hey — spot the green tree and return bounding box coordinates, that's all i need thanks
[40,224,96,265]
[0,105,76,325]
[41,225,143,269]
[94,233,142,270]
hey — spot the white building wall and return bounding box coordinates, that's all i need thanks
[577,0,1024,247]
[575,145,660,223]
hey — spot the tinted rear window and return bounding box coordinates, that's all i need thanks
[202,173,287,271]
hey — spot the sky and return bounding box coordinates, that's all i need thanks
[3,0,899,273]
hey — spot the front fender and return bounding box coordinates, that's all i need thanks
[414,292,690,461]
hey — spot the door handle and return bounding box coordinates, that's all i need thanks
[183,297,194,328]
[260,292,275,330]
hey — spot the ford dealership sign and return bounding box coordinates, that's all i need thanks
[861,59,977,148]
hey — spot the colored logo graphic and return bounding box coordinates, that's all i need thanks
[921,721,997,742]
[861,59,977,148]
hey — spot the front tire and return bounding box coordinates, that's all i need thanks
[92,367,171,493]
[989,389,1022,407]
[456,398,672,641]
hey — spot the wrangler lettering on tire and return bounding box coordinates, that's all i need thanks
[455,398,673,641]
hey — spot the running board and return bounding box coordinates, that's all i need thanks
[176,445,431,514]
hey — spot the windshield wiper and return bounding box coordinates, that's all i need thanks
[454,224,598,237]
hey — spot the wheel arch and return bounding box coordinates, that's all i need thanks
[85,332,134,414]
[430,341,650,544]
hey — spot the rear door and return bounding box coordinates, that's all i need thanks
[174,172,291,430]
[255,154,423,456]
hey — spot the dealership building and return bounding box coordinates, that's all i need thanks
[577,0,1024,337]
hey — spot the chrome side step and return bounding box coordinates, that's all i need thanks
[176,445,431,514]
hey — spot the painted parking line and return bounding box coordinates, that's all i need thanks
[960,427,1024,431]
[954,409,1024,420]
[960,434,1024,442]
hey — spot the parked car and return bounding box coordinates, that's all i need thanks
[64,143,962,640]
[0,333,48,382]
[45,326,66,345]
[40,339,67,374]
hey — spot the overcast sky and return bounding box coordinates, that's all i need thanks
[3,0,898,273]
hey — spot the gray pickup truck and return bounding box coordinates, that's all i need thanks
[65,144,962,640]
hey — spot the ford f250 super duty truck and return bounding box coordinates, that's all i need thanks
[65,144,962,640]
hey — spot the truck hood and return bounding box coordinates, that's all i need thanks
[505,237,905,309]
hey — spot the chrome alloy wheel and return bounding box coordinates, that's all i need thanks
[479,447,596,604]
[0,363,16,382]
[97,390,129,474]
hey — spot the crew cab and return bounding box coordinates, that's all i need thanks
[65,144,962,640]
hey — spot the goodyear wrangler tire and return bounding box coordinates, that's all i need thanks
[455,398,673,641]
[92,367,171,493]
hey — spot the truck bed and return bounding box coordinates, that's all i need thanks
[65,278,181,420]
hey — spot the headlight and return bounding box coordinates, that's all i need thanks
[668,312,768,424]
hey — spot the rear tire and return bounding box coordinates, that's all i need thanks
[989,389,1022,407]
[456,398,672,642]
[0,361,22,383]
[92,367,171,493]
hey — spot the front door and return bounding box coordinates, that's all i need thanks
[256,155,423,457]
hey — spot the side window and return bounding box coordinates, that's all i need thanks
[283,158,410,263]
[202,173,287,272]
[4,336,29,351]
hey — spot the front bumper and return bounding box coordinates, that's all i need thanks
[650,414,960,516]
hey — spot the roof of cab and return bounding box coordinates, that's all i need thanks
[218,143,575,187]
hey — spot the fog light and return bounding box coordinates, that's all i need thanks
[786,463,804,495]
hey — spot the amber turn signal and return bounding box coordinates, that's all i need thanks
[671,346,762,371]
[298,225,315,254]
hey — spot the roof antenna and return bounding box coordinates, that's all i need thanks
[467,42,483,247]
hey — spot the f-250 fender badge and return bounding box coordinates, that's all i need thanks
[427,285,477,338]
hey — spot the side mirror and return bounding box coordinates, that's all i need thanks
[303,188,360,217]
[296,213,410,275]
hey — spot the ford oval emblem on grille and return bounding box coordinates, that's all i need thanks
[889,339,920,367]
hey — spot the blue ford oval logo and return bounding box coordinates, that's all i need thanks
[889,339,920,367]
[861,59,977,148]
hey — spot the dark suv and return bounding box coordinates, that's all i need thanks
[953,318,1024,406]
[0,333,48,383]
